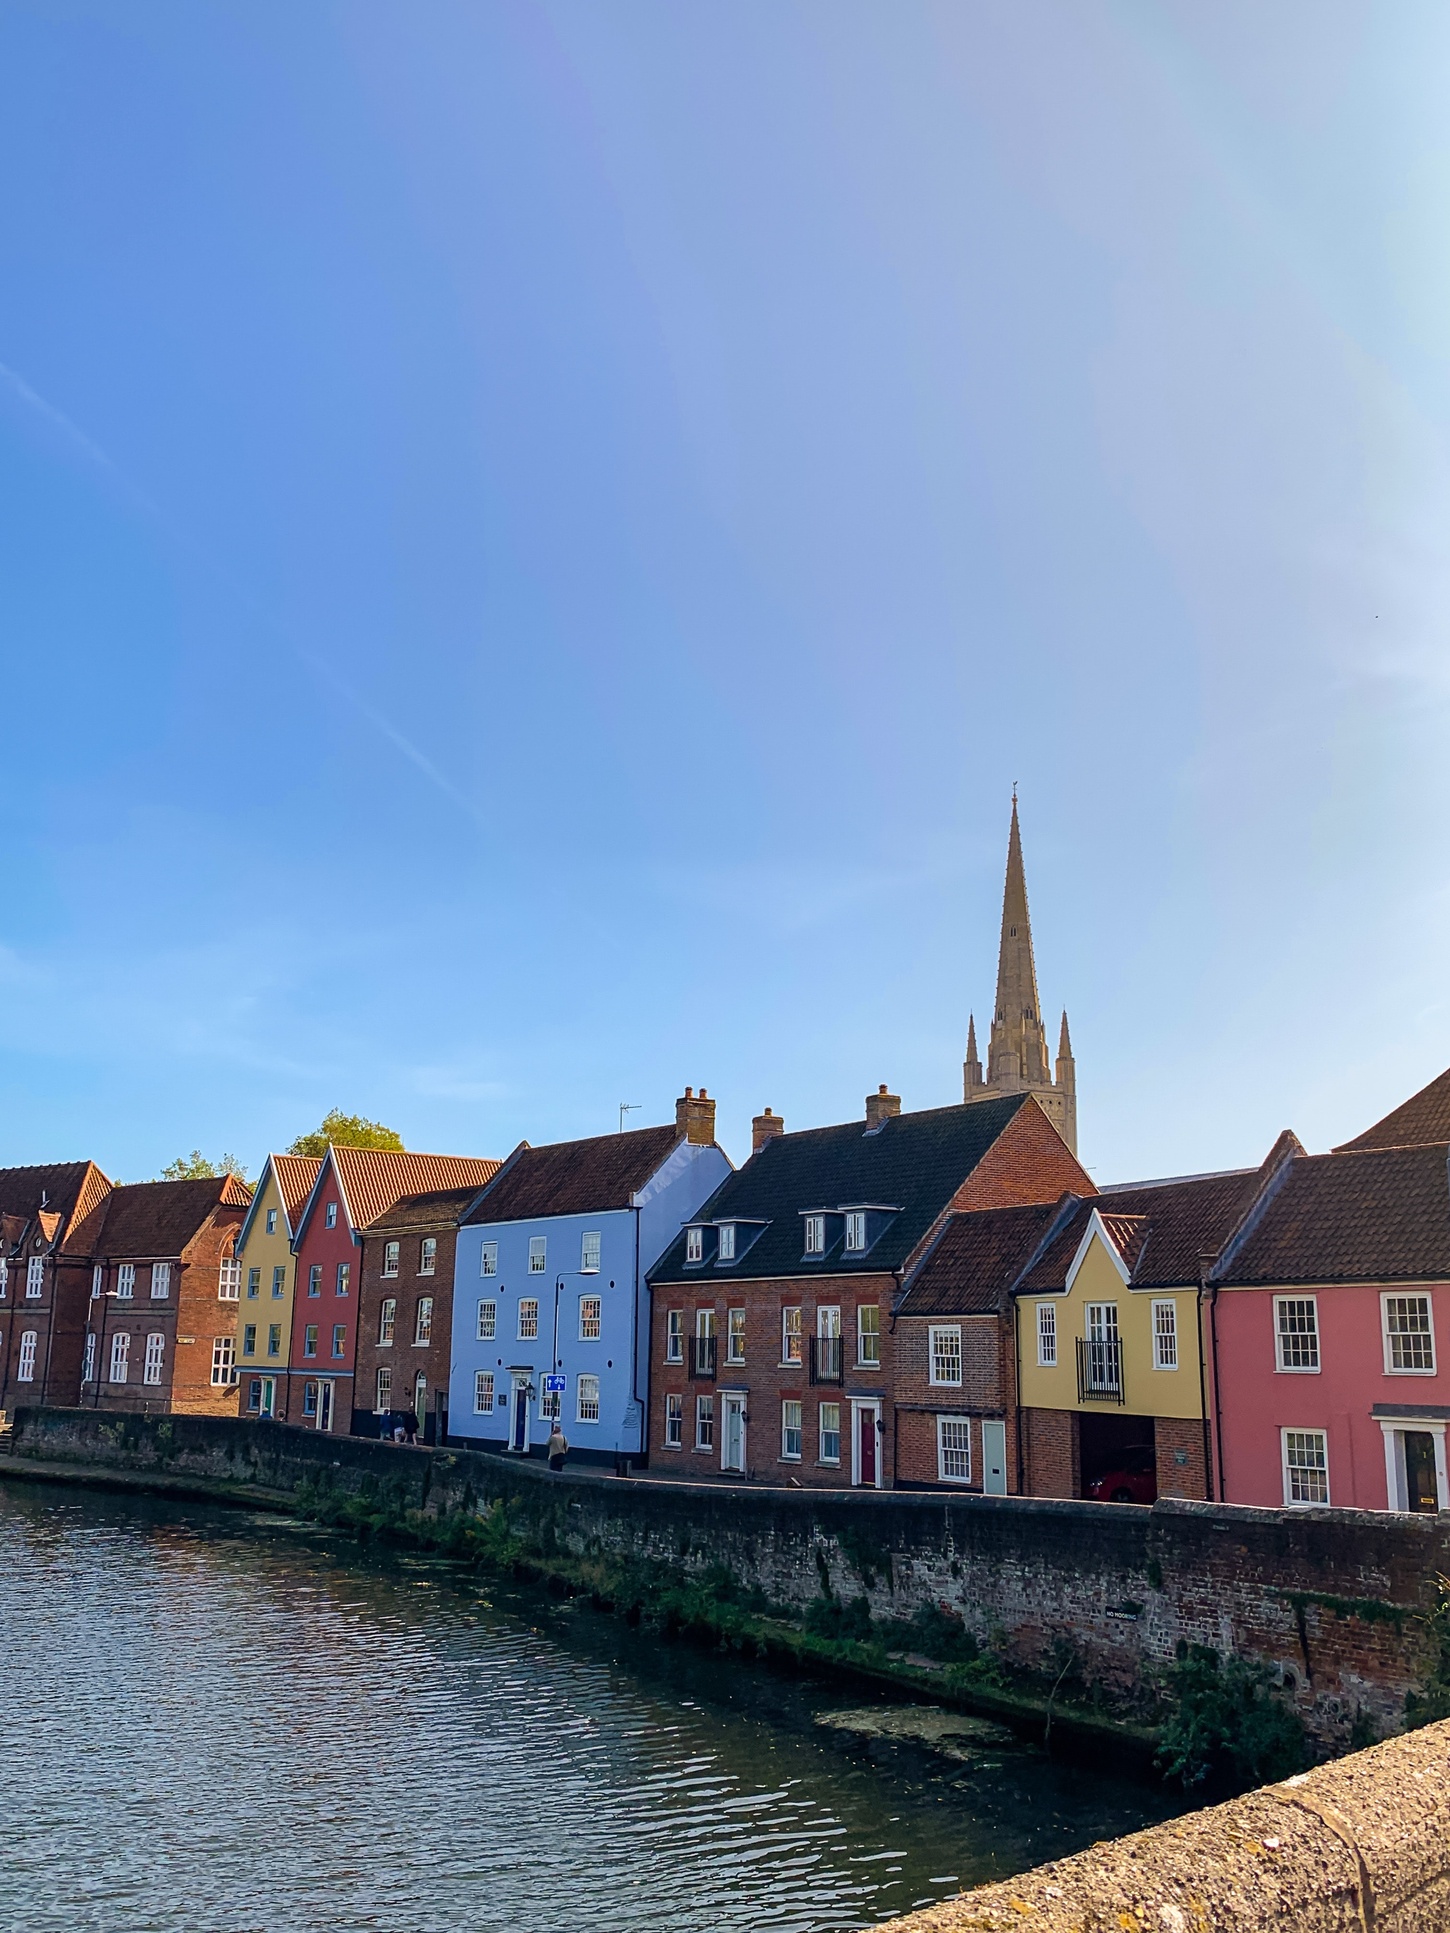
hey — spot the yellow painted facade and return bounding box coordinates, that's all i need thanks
[233,1159,299,1417]
[1016,1216,1205,1421]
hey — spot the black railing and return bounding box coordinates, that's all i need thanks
[810,1335,844,1385]
[689,1334,717,1381]
[1076,1334,1124,1404]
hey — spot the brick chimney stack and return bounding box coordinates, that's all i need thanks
[676,1086,717,1146]
[752,1107,785,1154]
[865,1084,901,1129]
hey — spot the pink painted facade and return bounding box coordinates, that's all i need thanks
[1213,1281,1450,1513]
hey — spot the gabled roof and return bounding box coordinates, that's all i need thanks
[1214,1143,1450,1287]
[237,1153,323,1253]
[91,1173,252,1261]
[0,1161,114,1255]
[296,1147,501,1244]
[650,1094,1044,1285]
[462,1124,686,1226]
[1336,1067,1450,1154]
[1016,1167,1265,1295]
[365,1184,490,1234]
[895,1200,1065,1317]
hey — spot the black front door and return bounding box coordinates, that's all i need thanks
[1405,1431,1440,1511]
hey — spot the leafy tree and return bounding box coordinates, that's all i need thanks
[288,1110,404,1158]
[159,1151,249,1182]
[1156,1644,1306,1791]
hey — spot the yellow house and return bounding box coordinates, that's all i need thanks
[232,1153,320,1419]
[1013,1174,1258,1504]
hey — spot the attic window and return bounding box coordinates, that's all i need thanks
[325,1202,338,1230]
[717,1223,737,1263]
[844,1211,866,1253]
[686,1227,703,1265]
[804,1215,825,1256]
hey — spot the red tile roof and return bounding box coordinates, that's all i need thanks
[1016,1169,1265,1294]
[272,1154,323,1230]
[314,1148,501,1239]
[895,1200,1066,1317]
[0,1161,114,1255]
[1215,1143,1450,1286]
[90,1174,251,1260]
[365,1184,488,1233]
[1336,1067,1450,1154]
[462,1124,685,1225]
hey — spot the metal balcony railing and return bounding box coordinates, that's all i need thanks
[810,1335,844,1385]
[688,1334,717,1381]
[1076,1334,1124,1405]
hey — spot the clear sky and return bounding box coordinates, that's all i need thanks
[2,2,1448,1184]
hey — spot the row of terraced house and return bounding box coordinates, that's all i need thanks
[2,805,1449,1516]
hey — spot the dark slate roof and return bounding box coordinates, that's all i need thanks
[1336,1067,1450,1154]
[91,1174,251,1260]
[1017,1168,1263,1294]
[462,1124,686,1225]
[895,1201,1065,1317]
[649,1094,1033,1285]
[365,1185,486,1234]
[1216,1144,1450,1286]
[0,1162,101,1232]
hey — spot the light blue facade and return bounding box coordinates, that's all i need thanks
[449,1137,730,1465]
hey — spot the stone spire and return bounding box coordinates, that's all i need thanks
[963,796,1078,1154]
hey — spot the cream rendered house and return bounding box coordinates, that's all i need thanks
[232,1154,320,1420]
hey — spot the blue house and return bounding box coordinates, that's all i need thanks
[449,1091,731,1467]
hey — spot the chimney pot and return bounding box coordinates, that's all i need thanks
[676,1086,717,1147]
[752,1106,785,1154]
[865,1085,901,1128]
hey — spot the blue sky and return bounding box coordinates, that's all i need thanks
[1,1,1448,1183]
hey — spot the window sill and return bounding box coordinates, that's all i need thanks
[1275,1366,1322,1375]
[1385,1368,1438,1377]
[854,1361,881,1372]
[817,1459,840,1469]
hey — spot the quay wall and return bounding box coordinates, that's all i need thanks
[10,1407,1449,1749]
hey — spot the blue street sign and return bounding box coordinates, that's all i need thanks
[543,1373,567,1394]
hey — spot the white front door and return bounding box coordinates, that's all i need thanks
[982,1419,1008,1495]
[721,1394,746,1474]
[316,1380,334,1433]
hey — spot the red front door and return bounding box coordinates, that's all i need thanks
[858,1405,877,1486]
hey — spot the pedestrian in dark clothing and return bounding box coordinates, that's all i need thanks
[546,1423,569,1472]
[402,1408,420,1445]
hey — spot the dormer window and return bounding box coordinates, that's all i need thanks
[717,1223,736,1263]
[844,1211,866,1253]
[804,1215,825,1256]
[686,1227,703,1264]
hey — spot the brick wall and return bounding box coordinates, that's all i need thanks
[352,1224,460,1441]
[893,1314,1006,1490]
[1023,1405,1079,1499]
[16,1404,1448,1752]
[1154,1414,1210,1503]
[949,1100,1094,1214]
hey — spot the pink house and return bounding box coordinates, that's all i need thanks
[1211,1069,1450,1514]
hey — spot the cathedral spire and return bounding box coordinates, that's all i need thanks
[987,794,1049,1090]
[963,1013,983,1100]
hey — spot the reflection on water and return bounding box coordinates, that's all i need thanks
[0,1482,1176,1933]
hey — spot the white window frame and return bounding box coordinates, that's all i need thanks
[1282,1426,1330,1506]
[415,1296,433,1345]
[25,1256,44,1299]
[528,1237,547,1274]
[781,1306,802,1365]
[781,1399,803,1461]
[804,1215,825,1256]
[576,1374,601,1424]
[856,1303,880,1366]
[419,1237,437,1277]
[685,1227,703,1264]
[717,1223,736,1263]
[477,1299,497,1341]
[382,1242,400,1278]
[1151,1298,1179,1371]
[376,1366,392,1411]
[664,1391,684,1448]
[665,1309,683,1363]
[1037,1301,1057,1367]
[414,1371,427,1421]
[580,1230,601,1274]
[480,1241,498,1277]
[695,1393,714,1451]
[929,1324,963,1388]
[474,1370,495,1415]
[579,1295,602,1341]
[211,1336,238,1387]
[0,1259,8,1299]
[109,1331,130,1383]
[379,1298,396,1344]
[937,1415,972,1484]
[90,1265,102,1301]
[818,1401,841,1465]
[726,1307,746,1364]
[518,1298,539,1340]
[81,1330,96,1385]
[1380,1418,1449,1512]
[116,1263,135,1301]
[1275,1295,1321,1373]
[843,1210,866,1254]
[17,1329,38,1383]
[218,1259,241,1301]
[1382,1293,1436,1375]
[143,1333,165,1386]
[151,1262,171,1301]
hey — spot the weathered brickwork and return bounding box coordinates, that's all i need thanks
[949,1103,1090,1214]
[16,1405,1446,1751]
[893,1313,1009,1491]
[1154,1413,1210,1502]
[352,1223,461,1442]
[1023,1405,1079,1499]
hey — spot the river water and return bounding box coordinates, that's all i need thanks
[0,1480,1177,1933]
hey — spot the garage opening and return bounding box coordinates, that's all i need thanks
[1079,1412,1156,1504]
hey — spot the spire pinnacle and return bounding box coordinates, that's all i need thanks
[967,1014,978,1058]
[1058,1010,1072,1057]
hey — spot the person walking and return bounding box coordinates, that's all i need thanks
[546,1421,569,1472]
[402,1407,420,1446]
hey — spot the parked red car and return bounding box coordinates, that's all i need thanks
[1086,1447,1157,1505]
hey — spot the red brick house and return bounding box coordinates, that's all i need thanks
[352,1184,481,1443]
[282,1147,500,1433]
[0,1161,113,1413]
[646,1089,1091,1488]
[83,1175,252,1414]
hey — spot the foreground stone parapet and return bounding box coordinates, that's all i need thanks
[878,1717,1450,1932]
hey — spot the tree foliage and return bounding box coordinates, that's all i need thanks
[288,1110,404,1158]
[159,1151,249,1181]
